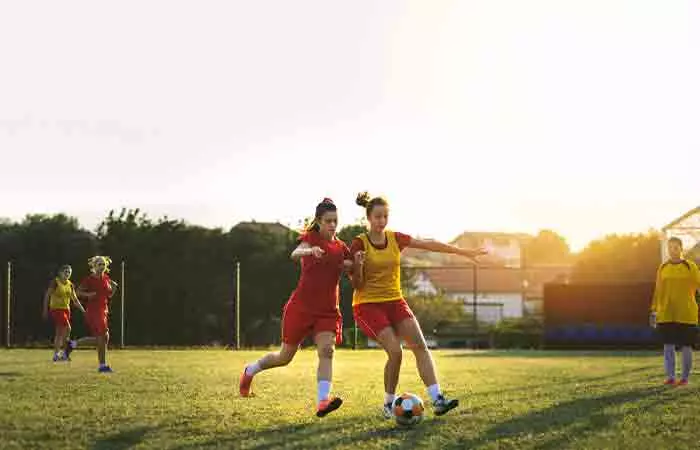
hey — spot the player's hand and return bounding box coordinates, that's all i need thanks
[342,260,353,270]
[354,251,365,265]
[310,246,325,258]
[649,312,657,329]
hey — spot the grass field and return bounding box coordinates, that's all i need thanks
[1,348,698,449]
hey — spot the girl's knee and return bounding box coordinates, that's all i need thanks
[317,345,335,360]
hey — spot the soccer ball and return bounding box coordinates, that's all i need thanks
[393,393,425,427]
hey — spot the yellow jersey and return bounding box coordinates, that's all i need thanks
[352,231,411,305]
[49,278,74,310]
[652,259,700,325]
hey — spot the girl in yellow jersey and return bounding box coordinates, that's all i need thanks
[42,265,85,362]
[651,237,700,386]
[350,192,487,418]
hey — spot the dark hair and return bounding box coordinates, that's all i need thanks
[356,191,388,216]
[668,237,683,248]
[304,198,337,235]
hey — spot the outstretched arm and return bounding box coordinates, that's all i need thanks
[291,242,325,261]
[408,238,487,259]
[71,289,86,313]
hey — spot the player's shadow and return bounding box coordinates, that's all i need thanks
[90,426,153,450]
[466,364,657,400]
[456,386,675,450]
[170,415,451,450]
[0,371,22,377]
[443,350,658,359]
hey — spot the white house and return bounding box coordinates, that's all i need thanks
[408,266,571,323]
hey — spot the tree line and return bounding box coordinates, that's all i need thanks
[0,210,669,346]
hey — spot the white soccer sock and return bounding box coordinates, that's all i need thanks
[318,380,331,403]
[245,361,262,376]
[384,392,396,405]
[427,384,442,402]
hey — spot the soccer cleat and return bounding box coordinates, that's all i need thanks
[239,366,254,397]
[98,366,113,373]
[677,379,689,386]
[383,402,394,419]
[433,394,459,416]
[52,353,60,362]
[664,378,676,386]
[64,340,75,360]
[316,397,343,418]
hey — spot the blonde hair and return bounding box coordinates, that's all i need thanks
[88,255,112,274]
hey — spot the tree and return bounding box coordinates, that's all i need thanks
[0,214,99,344]
[522,230,571,265]
[405,293,471,335]
[571,231,661,283]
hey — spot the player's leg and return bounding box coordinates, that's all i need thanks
[240,302,307,396]
[239,343,298,397]
[62,322,73,360]
[53,324,65,361]
[395,315,459,416]
[354,302,401,418]
[314,330,342,417]
[373,327,403,418]
[658,323,677,384]
[679,325,696,385]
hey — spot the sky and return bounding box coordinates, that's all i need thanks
[1,0,698,251]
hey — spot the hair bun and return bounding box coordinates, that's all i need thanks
[356,191,370,207]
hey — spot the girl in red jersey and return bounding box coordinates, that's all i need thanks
[70,256,118,373]
[239,198,352,418]
[351,192,486,418]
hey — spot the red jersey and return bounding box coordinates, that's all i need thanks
[79,274,113,312]
[289,231,350,314]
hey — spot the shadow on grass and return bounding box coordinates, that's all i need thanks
[467,365,658,399]
[90,426,153,450]
[170,415,451,450]
[0,372,22,377]
[457,386,674,450]
[443,350,659,359]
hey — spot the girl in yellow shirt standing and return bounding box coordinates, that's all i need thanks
[42,265,85,362]
[350,192,487,418]
[651,237,700,386]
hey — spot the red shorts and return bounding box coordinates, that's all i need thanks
[50,309,71,328]
[85,308,108,337]
[282,301,342,346]
[353,299,414,339]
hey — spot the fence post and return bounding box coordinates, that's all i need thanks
[120,260,125,349]
[5,261,11,348]
[235,261,241,350]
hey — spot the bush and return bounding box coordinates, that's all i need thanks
[491,317,543,349]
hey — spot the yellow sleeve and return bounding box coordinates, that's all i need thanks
[691,261,700,288]
[651,265,663,313]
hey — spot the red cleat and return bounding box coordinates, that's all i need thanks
[664,378,676,386]
[316,396,343,418]
[677,379,689,386]
[239,366,254,397]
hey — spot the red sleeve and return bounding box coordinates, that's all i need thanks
[349,238,365,255]
[78,277,89,290]
[299,231,317,245]
[395,232,413,251]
